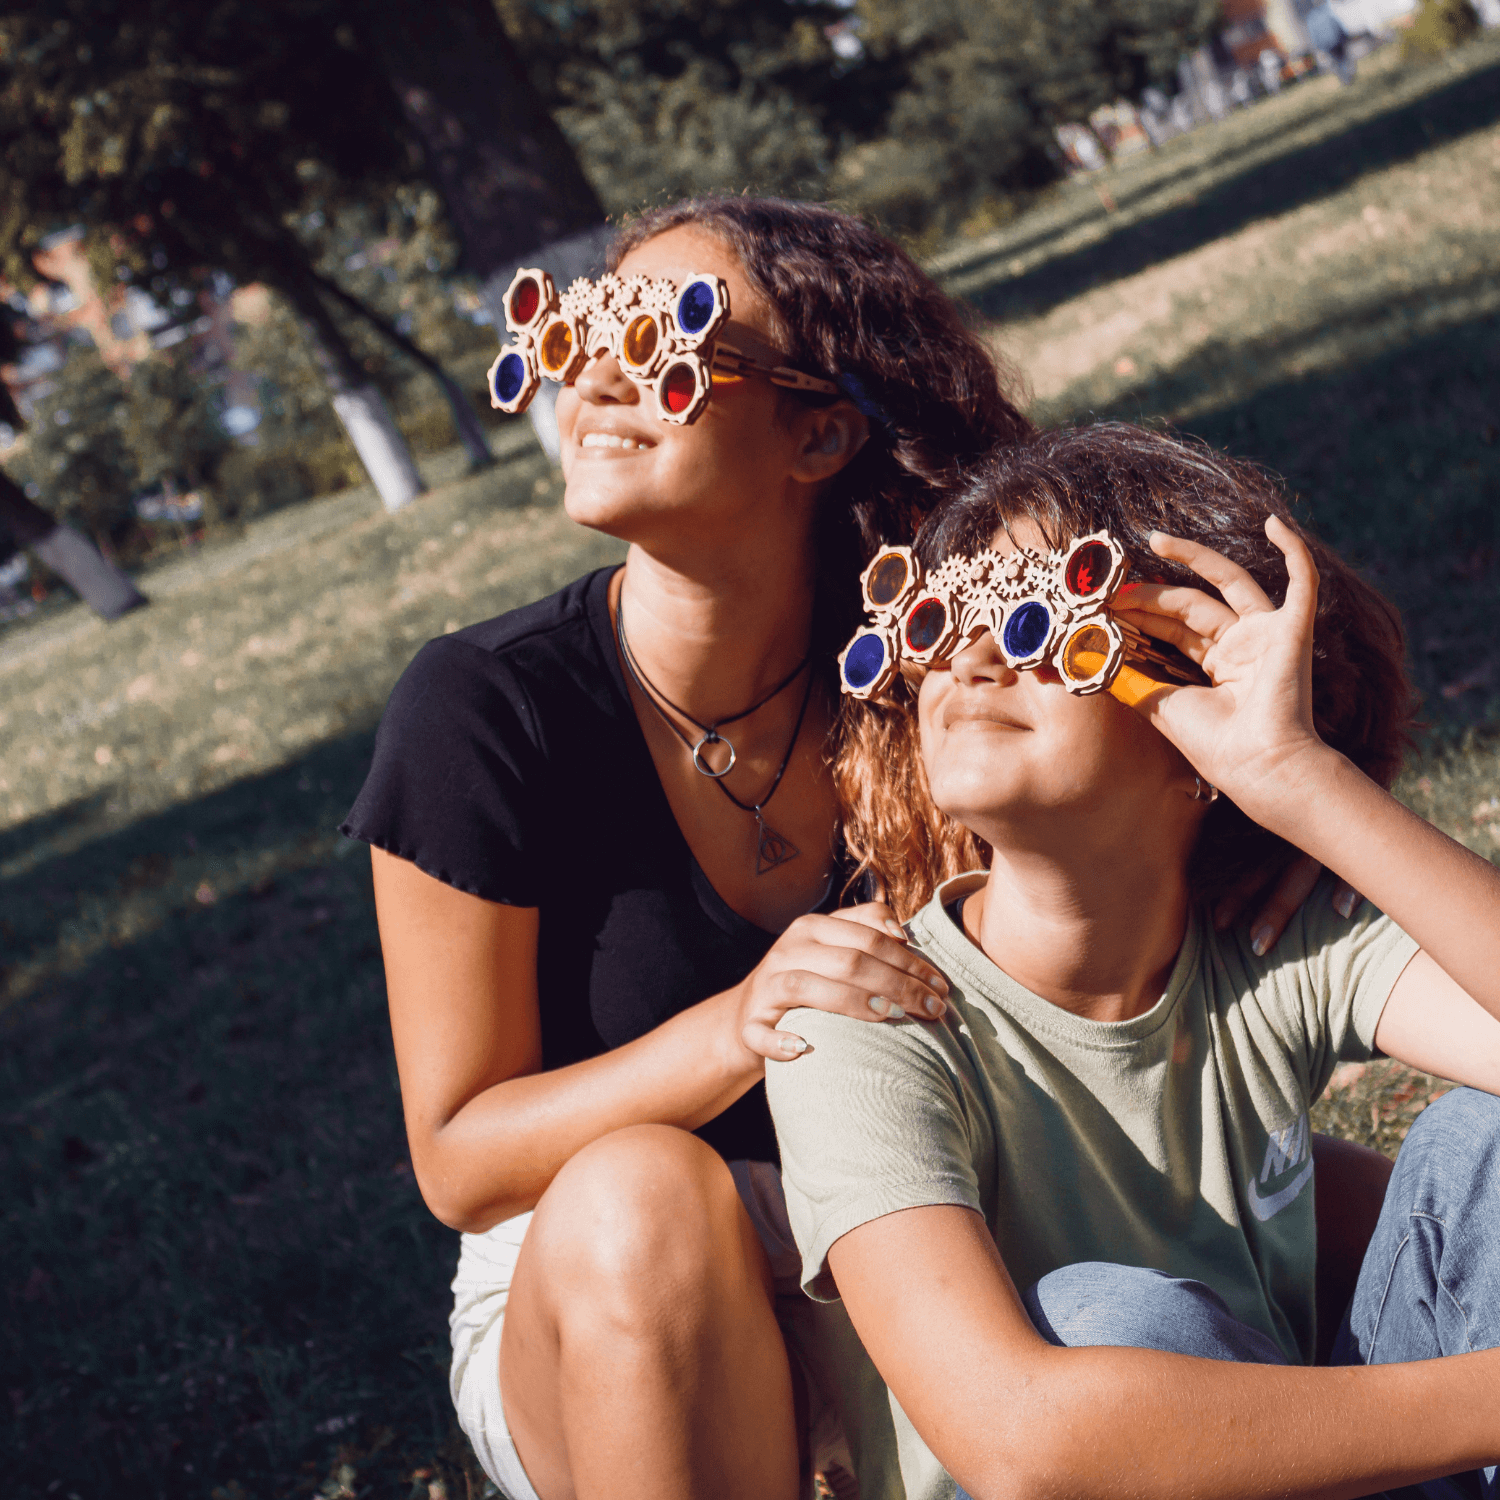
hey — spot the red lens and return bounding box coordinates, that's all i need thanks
[1066,540,1113,597]
[905,597,947,653]
[661,362,697,413]
[511,277,539,325]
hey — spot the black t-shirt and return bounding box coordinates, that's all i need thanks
[343,565,844,1163]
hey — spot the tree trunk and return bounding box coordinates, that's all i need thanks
[281,273,426,514]
[0,472,147,619]
[361,0,605,280]
[362,0,612,464]
[311,273,493,469]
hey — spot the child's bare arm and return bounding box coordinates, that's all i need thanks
[829,1202,1500,1500]
[1120,519,1500,1061]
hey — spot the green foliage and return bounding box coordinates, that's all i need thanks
[121,342,233,495]
[0,1,507,410]
[9,345,135,540]
[837,0,1221,240]
[307,187,492,368]
[0,3,411,301]
[221,295,366,510]
[494,0,847,211]
[495,0,1221,239]
[1402,0,1481,56]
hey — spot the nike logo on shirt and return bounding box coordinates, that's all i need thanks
[1246,1157,1315,1220]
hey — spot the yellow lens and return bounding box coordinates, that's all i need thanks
[540,319,574,373]
[622,314,659,369]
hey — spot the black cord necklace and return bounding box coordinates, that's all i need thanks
[616,594,814,875]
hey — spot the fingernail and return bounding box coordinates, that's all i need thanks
[1251,925,1273,957]
[928,972,951,997]
[779,1034,808,1056]
[924,996,946,1018]
[1336,891,1358,918]
[884,920,907,940]
[868,997,906,1020]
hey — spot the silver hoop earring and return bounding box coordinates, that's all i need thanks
[1192,776,1219,804]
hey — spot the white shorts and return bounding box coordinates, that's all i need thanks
[449,1159,855,1500]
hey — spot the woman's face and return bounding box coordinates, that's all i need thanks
[555,225,834,554]
[917,525,1196,855]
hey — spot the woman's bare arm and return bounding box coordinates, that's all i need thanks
[830,1205,1500,1500]
[372,847,950,1230]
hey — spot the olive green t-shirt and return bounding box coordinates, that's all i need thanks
[765,873,1420,1500]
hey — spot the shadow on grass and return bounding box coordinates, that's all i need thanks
[1,732,478,1500]
[1103,306,1500,728]
[0,791,111,870]
[964,57,1500,323]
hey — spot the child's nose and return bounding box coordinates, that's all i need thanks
[950,631,1019,688]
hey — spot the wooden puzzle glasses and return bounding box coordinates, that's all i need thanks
[486,267,839,425]
[838,532,1203,706]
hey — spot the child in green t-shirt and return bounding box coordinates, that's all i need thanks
[766,422,1500,1500]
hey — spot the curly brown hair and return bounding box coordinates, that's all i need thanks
[609,196,1032,650]
[835,423,1417,918]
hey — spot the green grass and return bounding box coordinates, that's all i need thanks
[4,33,1500,1499]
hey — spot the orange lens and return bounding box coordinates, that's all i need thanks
[539,319,574,373]
[622,314,659,369]
[1061,623,1110,680]
[867,552,909,607]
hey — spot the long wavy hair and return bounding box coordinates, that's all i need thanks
[835,423,1416,917]
[609,196,1032,652]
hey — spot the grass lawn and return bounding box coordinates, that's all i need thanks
[5,32,1500,1499]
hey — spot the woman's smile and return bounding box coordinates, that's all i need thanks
[576,423,658,455]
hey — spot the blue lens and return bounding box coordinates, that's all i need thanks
[842,632,888,691]
[1003,601,1051,660]
[492,352,526,405]
[677,280,717,335]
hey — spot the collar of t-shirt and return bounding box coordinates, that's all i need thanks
[919,870,1190,1043]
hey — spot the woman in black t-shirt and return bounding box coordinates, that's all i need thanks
[344,198,1357,1500]
[345,197,1030,1500]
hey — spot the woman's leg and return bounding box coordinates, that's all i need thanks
[1332,1088,1500,1500]
[497,1123,800,1500]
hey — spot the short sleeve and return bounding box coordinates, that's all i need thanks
[1265,878,1421,1094]
[340,636,549,905]
[765,1006,983,1300]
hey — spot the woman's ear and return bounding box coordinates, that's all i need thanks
[789,403,870,483]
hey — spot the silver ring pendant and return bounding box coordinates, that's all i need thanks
[691,731,736,778]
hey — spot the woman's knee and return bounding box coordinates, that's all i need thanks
[1023,1263,1287,1364]
[1393,1087,1500,1209]
[526,1125,752,1312]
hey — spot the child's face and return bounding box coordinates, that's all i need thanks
[916,525,1197,856]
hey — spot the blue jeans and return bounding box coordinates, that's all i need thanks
[958,1089,1500,1500]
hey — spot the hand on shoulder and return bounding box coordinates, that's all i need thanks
[732,902,951,1064]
